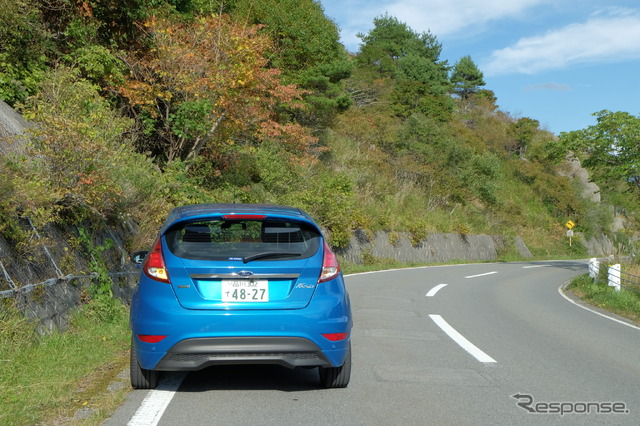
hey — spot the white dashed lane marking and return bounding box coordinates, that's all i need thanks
[429,314,497,363]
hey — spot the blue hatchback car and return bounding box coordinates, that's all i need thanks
[129,204,352,389]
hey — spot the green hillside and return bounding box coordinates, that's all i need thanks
[1,0,638,265]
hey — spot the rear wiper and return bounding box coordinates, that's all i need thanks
[243,252,301,263]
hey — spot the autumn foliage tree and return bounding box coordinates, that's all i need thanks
[118,13,317,164]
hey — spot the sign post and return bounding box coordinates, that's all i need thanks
[565,221,575,247]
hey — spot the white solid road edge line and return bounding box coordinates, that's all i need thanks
[429,314,497,363]
[128,373,186,426]
[558,285,640,332]
[426,283,448,297]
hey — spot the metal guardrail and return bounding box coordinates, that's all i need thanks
[0,271,138,299]
[588,258,640,293]
[615,269,640,294]
[1,270,139,333]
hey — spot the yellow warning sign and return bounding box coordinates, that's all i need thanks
[565,220,575,229]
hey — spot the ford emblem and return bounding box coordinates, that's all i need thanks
[237,270,254,277]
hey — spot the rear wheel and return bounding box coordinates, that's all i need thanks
[318,343,351,388]
[130,337,159,389]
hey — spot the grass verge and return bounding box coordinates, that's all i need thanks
[0,297,131,425]
[567,274,640,325]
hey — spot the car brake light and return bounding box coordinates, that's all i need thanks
[143,238,170,283]
[318,240,340,283]
[137,335,167,343]
[322,333,348,341]
[222,214,266,219]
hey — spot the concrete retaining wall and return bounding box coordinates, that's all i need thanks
[0,220,139,334]
[336,230,533,264]
[7,273,137,335]
[336,230,619,265]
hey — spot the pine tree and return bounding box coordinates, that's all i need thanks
[450,55,485,99]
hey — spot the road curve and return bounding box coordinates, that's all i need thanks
[107,261,640,425]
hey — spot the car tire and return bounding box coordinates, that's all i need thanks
[318,343,351,388]
[130,337,159,389]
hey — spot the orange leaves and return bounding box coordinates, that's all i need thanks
[118,13,315,163]
[258,121,322,164]
[79,1,93,18]
[78,173,95,186]
[117,80,163,112]
[135,14,271,99]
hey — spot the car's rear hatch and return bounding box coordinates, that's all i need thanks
[162,216,323,310]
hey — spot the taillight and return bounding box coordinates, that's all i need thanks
[318,240,340,283]
[143,238,170,283]
[322,332,348,341]
[137,335,167,343]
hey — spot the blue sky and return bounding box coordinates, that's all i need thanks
[317,0,640,135]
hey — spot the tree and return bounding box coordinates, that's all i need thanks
[35,0,151,49]
[356,14,450,120]
[559,110,640,192]
[231,0,353,128]
[357,14,445,76]
[21,66,138,219]
[118,14,316,163]
[450,55,485,99]
[509,117,539,158]
[0,0,51,105]
[391,81,452,121]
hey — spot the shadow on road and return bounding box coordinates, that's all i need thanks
[167,364,322,393]
[509,260,589,273]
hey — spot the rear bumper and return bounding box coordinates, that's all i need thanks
[130,273,352,371]
[154,336,333,370]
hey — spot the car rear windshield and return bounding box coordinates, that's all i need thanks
[164,219,321,261]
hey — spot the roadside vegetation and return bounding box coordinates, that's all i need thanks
[0,297,130,425]
[568,264,640,325]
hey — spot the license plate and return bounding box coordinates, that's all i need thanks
[221,280,269,302]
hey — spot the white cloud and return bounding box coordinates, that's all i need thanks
[385,0,549,37]
[321,0,551,51]
[592,6,636,18]
[484,11,640,75]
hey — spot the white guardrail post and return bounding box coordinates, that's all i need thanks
[588,258,599,281]
[608,264,621,292]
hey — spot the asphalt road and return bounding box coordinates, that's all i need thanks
[107,261,640,425]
